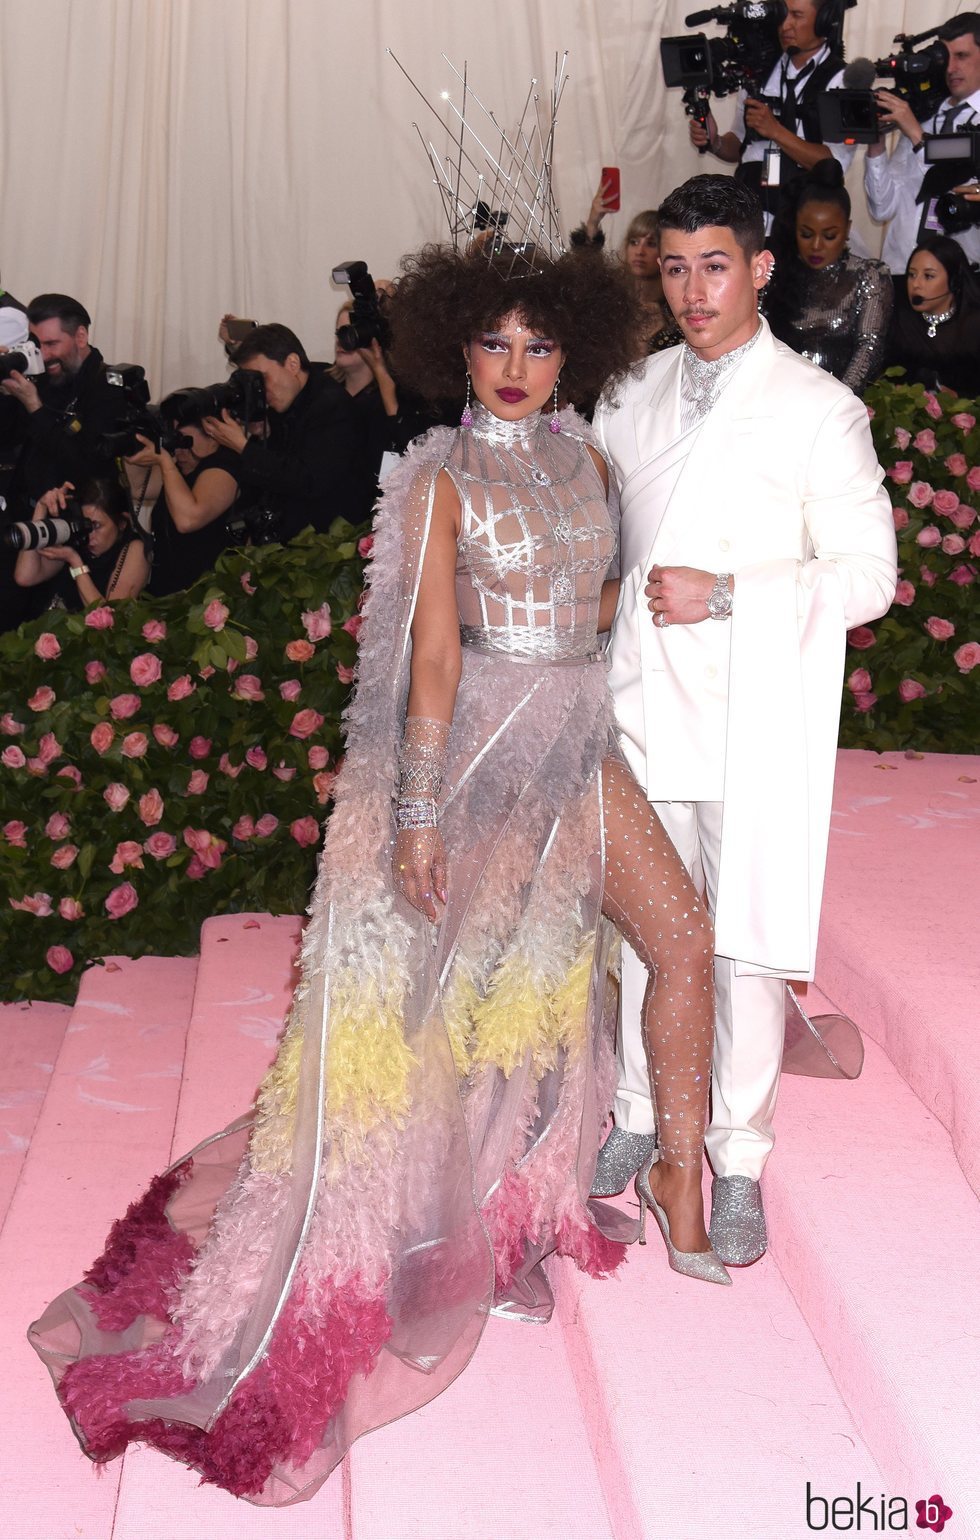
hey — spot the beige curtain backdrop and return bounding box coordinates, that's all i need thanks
[0,0,964,394]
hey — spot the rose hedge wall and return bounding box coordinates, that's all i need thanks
[0,524,367,1003]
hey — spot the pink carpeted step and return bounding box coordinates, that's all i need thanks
[0,954,198,1540]
[766,1034,980,1527]
[816,750,980,1197]
[0,1000,71,1227]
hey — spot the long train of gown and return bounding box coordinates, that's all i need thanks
[28,407,638,1505]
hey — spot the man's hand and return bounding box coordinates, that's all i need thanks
[36,482,75,517]
[202,410,248,453]
[0,369,41,411]
[690,111,718,150]
[873,90,922,146]
[646,564,728,625]
[744,97,781,140]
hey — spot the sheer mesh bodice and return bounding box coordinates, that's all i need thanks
[444,405,614,661]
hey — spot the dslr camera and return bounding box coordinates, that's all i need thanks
[660,3,784,144]
[332,261,392,352]
[1,497,96,554]
[0,339,44,382]
[162,371,268,434]
[923,128,980,234]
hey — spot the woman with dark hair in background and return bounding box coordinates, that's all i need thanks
[886,234,980,398]
[13,473,149,609]
[766,159,892,395]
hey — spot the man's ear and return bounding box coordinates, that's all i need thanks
[753,248,776,290]
[286,352,303,376]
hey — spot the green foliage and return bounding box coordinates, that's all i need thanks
[0,526,365,1002]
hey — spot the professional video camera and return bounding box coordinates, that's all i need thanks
[0,498,96,553]
[660,3,784,146]
[875,29,949,123]
[331,261,392,352]
[924,128,980,233]
[818,28,952,145]
[0,339,44,382]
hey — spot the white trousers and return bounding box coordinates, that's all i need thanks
[613,798,785,1181]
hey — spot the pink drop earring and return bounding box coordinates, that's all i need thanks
[549,378,562,434]
[461,372,473,428]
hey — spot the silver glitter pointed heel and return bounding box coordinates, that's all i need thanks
[636,1155,732,1286]
[590,1127,657,1198]
[709,1175,767,1266]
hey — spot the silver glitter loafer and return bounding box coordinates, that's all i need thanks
[709,1175,768,1265]
[636,1158,731,1286]
[590,1127,657,1198]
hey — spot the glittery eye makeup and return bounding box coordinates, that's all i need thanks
[476,332,557,356]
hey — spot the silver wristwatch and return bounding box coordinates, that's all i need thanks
[706,573,733,620]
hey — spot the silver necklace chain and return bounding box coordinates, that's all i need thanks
[682,323,763,416]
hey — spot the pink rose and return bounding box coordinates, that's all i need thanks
[894,580,916,606]
[46,945,74,975]
[105,881,139,919]
[240,571,256,595]
[218,753,243,778]
[232,815,256,841]
[203,599,230,631]
[313,770,337,805]
[232,673,265,701]
[273,764,297,782]
[967,466,980,492]
[279,679,302,702]
[110,693,141,720]
[84,605,114,630]
[244,636,259,660]
[186,769,209,794]
[908,481,934,509]
[846,668,872,694]
[847,626,876,651]
[898,679,927,703]
[9,892,53,916]
[3,820,27,846]
[255,813,279,838]
[58,897,84,921]
[289,708,325,740]
[342,614,363,640]
[954,641,980,673]
[2,745,26,769]
[130,652,163,688]
[336,663,355,685]
[198,664,214,680]
[949,564,976,587]
[141,619,168,643]
[144,832,177,859]
[34,631,61,660]
[942,534,966,555]
[945,453,968,477]
[153,723,179,748]
[28,686,56,712]
[920,567,937,587]
[971,533,980,556]
[893,427,911,450]
[50,844,79,869]
[26,757,48,777]
[307,745,329,770]
[37,732,62,766]
[358,534,374,557]
[84,659,107,685]
[138,788,164,826]
[186,854,207,880]
[167,674,196,701]
[923,392,942,420]
[189,735,212,759]
[245,745,267,770]
[889,461,914,485]
[852,691,877,712]
[90,722,115,755]
[103,782,130,812]
[57,765,82,787]
[301,603,332,642]
[45,812,71,840]
[952,412,977,431]
[226,657,239,675]
[290,815,321,847]
[110,840,145,874]
[915,525,942,548]
[182,827,227,869]
[932,489,961,517]
[121,732,149,759]
[285,639,315,663]
[1,713,24,735]
[950,504,976,530]
[924,616,955,641]
[913,429,937,455]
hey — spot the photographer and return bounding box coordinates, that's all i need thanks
[865,13,980,275]
[203,323,375,540]
[126,390,243,597]
[692,0,853,230]
[0,294,131,507]
[13,475,149,610]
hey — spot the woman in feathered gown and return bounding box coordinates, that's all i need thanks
[29,246,724,1507]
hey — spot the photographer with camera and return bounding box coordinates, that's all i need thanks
[203,322,374,540]
[11,474,149,610]
[690,1,854,232]
[865,14,980,276]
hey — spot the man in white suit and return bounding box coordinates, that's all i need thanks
[593,175,897,1264]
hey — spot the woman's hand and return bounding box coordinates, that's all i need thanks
[36,482,75,517]
[202,410,248,453]
[126,433,163,468]
[39,545,82,565]
[394,828,448,923]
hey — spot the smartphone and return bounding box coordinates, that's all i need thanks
[601,166,621,212]
[225,318,259,343]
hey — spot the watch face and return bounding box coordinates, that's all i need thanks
[707,588,732,618]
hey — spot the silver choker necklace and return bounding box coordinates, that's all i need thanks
[923,305,955,339]
[469,403,539,445]
[682,323,763,415]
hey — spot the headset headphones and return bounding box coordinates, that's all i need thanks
[771,0,857,42]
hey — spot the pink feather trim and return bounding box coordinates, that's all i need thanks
[82,1162,196,1331]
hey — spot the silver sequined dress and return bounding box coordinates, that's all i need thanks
[767,251,893,394]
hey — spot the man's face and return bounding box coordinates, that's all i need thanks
[658,225,772,361]
[779,0,821,59]
[31,318,89,382]
[945,31,980,103]
[238,352,305,414]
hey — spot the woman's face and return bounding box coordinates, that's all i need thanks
[174,423,216,473]
[82,503,126,558]
[464,309,565,422]
[907,252,953,315]
[795,201,849,270]
[625,230,660,280]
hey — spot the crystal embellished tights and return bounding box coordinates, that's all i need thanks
[599,756,715,1168]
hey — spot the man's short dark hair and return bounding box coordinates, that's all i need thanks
[27,293,92,332]
[231,323,310,371]
[942,11,980,47]
[657,176,766,259]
